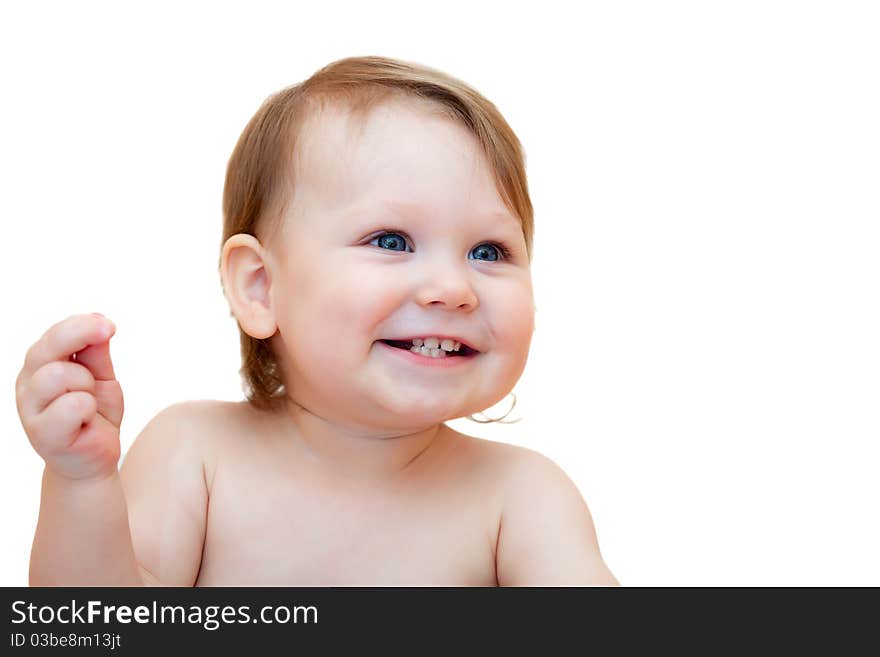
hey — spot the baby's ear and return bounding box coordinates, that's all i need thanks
[220,234,277,339]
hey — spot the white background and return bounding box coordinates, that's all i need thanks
[1,1,877,586]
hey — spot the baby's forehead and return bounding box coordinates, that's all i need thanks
[292,106,363,199]
[293,100,491,209]
[297,101,433,170]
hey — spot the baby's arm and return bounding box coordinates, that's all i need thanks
[18,315,206,586]
[18,314,142,585]
[29,405,207,586]
[119,402,208,586]
[495,449,619,586]
[31,468,143,586]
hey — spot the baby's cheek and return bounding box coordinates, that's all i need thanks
[328,267,403,332]
[495,282,535,345]
[308,274,385,349]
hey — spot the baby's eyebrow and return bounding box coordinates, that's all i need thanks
[377,199,519,228]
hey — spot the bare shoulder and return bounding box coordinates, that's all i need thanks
[435,430,559,517]
[122,399,256,488]
[436,428,535,492]
[441,428,564,488]
[148,398,253,435]
[119,400,228,500]
[122,400,207,469]
[127,398,242,437]
[459,437,620,586]
[119,399,246,586]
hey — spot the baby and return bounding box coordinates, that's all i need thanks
[16,56,618,586]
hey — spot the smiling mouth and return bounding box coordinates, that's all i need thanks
[378,339,477,357]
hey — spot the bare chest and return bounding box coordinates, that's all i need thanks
[195,456,501,586]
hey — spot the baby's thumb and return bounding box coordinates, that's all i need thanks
[74,336,124,428]
[74,331,117,382]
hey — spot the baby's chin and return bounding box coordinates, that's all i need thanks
[373,396,463,425]
[370,383,503,428]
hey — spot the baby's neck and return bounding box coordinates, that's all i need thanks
[270,397,447,484]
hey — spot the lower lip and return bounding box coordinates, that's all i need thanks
[376,341,479,368]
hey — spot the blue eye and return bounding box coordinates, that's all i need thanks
[368,231,512,261]
[470,243,504,262]
[373,232,408,252]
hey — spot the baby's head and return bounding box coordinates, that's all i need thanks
[220,56,535,430]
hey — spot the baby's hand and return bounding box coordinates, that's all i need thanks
[15,313,124,481]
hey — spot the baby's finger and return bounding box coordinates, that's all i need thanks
[28,391,97,454]
[73,338,117,382]
[21,314,115,382]
[93,379,124,428]
[22,360,96,419]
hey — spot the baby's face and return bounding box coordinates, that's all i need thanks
[264,101,534,431]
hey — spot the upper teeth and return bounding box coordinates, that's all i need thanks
[412,337,461,352]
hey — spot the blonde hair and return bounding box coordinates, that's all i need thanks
[220,55,533,416]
